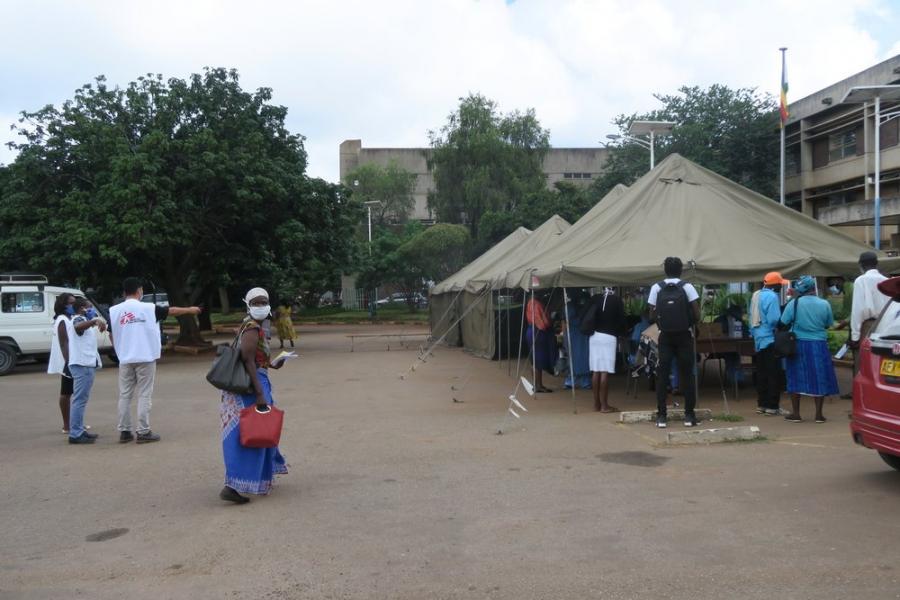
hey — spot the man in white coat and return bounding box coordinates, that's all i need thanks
[110,277,201,444]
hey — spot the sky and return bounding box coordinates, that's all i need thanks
[2,0,900,182]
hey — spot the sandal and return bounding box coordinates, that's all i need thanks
[600,406,620,413]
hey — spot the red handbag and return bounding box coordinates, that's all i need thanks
[239,405,285,448]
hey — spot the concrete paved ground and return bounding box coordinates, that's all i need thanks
[1,324,899,600]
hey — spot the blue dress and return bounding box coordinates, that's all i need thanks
[564,304,592,389]
[220,322,288,494]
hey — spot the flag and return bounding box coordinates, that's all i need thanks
[779,50,789,127]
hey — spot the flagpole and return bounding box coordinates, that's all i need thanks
[779,47,787,206]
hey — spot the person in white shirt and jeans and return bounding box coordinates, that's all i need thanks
[849,251,889,375]
[109,277,201,444]
[67,297,106,444]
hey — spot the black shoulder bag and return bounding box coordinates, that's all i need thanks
[206,322,254,394]
[773,297,800,358]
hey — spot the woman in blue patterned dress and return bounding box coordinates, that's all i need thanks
[220,287,288,504]
[780,276,839,424]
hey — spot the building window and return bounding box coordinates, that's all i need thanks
[881,117,899,149]
[1,292,44,313]
[785,147,800,175]
[563,173,573,179]
[581,173,592,179]
[828,129,858,162]
[562,172,593,180]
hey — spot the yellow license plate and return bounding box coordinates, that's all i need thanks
[880,359,900,376]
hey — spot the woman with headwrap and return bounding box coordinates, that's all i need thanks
[780,276,838,423]
[219,287,289,504]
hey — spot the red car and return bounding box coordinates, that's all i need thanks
[851,276,900,471]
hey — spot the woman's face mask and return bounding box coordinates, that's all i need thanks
[249,304,270,321]
[828,285,841,295]
[64,305,75,316]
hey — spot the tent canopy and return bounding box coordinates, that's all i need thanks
[513,154,898,288]
[430,226,531,296]
[497,185,628,289]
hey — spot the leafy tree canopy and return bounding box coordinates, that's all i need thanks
[0,68,361,342]
[344,161,417,226]
[592,84,779,199]
[427,93,550,239]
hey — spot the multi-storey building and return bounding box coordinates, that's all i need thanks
[784,54,900,248]
[339,139,608,222]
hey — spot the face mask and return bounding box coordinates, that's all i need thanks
[828,285,840,295]
[65,305,75,316]
[249,305,270,321]
[86,308,98,319]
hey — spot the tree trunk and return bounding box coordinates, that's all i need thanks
[165,279,206,346]
[218,286,230,315]
[198,293,214,332]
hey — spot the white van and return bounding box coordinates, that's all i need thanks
[0,273,116,375]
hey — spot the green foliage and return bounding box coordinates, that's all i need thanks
[428,93,550,239]
[827,329,848,355]
[703,288,750,320]
[593,85,779,199]
[0,68,361,342]
[712,413,745,422]
[357,222,471,310]
[398,223,470,283]
[344,161,417,226]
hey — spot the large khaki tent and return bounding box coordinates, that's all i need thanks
[429,226,531,347]
[430,216,570,357]
[508,154,899,289]
[496,184,629,290]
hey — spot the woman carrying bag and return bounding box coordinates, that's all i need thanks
[219,287,289,504]
[780,276,839,423]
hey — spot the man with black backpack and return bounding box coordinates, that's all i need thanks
[648,257,701,428]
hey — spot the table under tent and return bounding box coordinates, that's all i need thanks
[429,154,900,401]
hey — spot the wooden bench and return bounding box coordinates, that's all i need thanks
[347,332,429,352]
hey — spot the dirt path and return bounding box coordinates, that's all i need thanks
[1,324,898,599]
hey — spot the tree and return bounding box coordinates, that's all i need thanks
[356,222,470,312]
[428,94,550,239]
[343,161,417,226]
[398,223,470,283]
[0,68,361,343]
[593,85,779,199]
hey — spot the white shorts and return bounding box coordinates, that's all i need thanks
[589,332,617,373]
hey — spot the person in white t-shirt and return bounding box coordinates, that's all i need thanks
[67,297,106,444]
[109,277,201,444]
[48,292,77,434]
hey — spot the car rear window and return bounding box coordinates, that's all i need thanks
[871,299,900,340]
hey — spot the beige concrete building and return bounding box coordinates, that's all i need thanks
[339,139,608,222]
[784,54,900,248]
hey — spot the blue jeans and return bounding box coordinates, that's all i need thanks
[69,364,96,439]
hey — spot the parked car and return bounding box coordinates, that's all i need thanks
[141,292,169,308]
[0,273,116,375]
[375,292,428,309]
[851,276,900,472]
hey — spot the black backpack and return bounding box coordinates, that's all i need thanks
[655,280,693,333]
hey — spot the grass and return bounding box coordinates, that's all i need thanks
[163,305,429,327]
[711,413,745,422]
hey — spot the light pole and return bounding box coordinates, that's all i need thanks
[840,85,900,250]
[362,199,382,317]
[604,120,675,170]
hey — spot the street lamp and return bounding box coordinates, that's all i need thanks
[840,85,900,250]
[362,199,382,317]
[603,120,675,170]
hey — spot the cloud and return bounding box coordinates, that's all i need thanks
[0,0,897,177]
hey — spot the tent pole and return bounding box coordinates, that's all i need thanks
[531,286,536,391]
[506,287,512,376]
[497,290,502,369]
[515,286,526,380]
[561,273,577,414]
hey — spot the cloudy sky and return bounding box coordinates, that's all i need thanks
[2,0,899,181]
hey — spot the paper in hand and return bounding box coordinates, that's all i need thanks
[273,350,298,363]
